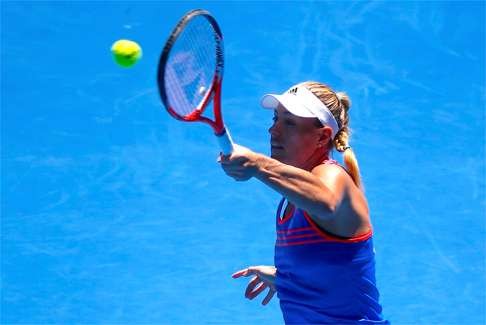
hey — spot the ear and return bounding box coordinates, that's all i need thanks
[317,126,333,148]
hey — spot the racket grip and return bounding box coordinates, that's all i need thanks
[216,127,234,155]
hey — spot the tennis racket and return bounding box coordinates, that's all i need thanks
[157,9,234,155]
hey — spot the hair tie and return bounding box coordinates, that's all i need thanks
[343,146,351,151]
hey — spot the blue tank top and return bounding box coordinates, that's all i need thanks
[274,163,389,324]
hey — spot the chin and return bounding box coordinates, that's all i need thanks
[270,151,286,163]
[270,151,280,160]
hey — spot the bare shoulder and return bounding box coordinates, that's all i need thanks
[311,162,371,237]
[311,162,350,194]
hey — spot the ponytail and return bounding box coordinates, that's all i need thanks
[333,129,363,190]
[302,81,364,190]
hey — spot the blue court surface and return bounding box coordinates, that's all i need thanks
[2,1,485,324]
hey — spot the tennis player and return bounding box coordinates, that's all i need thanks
[220,81,389,324]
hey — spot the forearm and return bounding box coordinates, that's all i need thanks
[253,154,336,217]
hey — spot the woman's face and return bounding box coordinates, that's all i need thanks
[268,105,331,169]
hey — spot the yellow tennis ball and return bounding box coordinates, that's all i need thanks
[111,39,142,68]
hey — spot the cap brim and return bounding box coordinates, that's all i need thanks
[260,93,315,118]
[260,94,281,109]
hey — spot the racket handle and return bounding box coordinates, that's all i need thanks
[216,127,234,155]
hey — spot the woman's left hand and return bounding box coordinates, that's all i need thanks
[218,144,260,181]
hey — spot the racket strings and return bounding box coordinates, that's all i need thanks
[165,16,218,117]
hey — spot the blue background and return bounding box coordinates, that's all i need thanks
[2,1,485,324]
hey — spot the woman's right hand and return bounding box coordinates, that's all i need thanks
[232,265,277,305]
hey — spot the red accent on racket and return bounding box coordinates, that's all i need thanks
[157,9,234,155]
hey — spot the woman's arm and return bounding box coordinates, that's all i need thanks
[219,145,346,221]
[253,154,342,220]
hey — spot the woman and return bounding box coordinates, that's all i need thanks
[220,81,388,324]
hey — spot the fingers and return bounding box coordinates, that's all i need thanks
[247,282,268,300]
[232,268,253,279]
[262,289,276,305]
[218,153,231,163]
[217,153,232,164]
[228,172,245,180]
[244,276,261,297]
[220,166,244,181]
[245,277,274,304]
[232,266,263,278]
[232,267,276,305]
[232,266,267,278]
[219,161,242,174]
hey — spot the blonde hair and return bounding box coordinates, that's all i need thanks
[300,81,363,189]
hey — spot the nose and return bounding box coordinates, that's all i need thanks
[269,121,280,137]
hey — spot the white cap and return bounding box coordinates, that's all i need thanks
[261,84,340,139]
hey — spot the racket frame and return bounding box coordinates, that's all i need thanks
[157,9,227,135]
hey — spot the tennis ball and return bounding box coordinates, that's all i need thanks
[111,39,142,68]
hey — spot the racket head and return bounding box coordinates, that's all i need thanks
[157,9,224,122]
